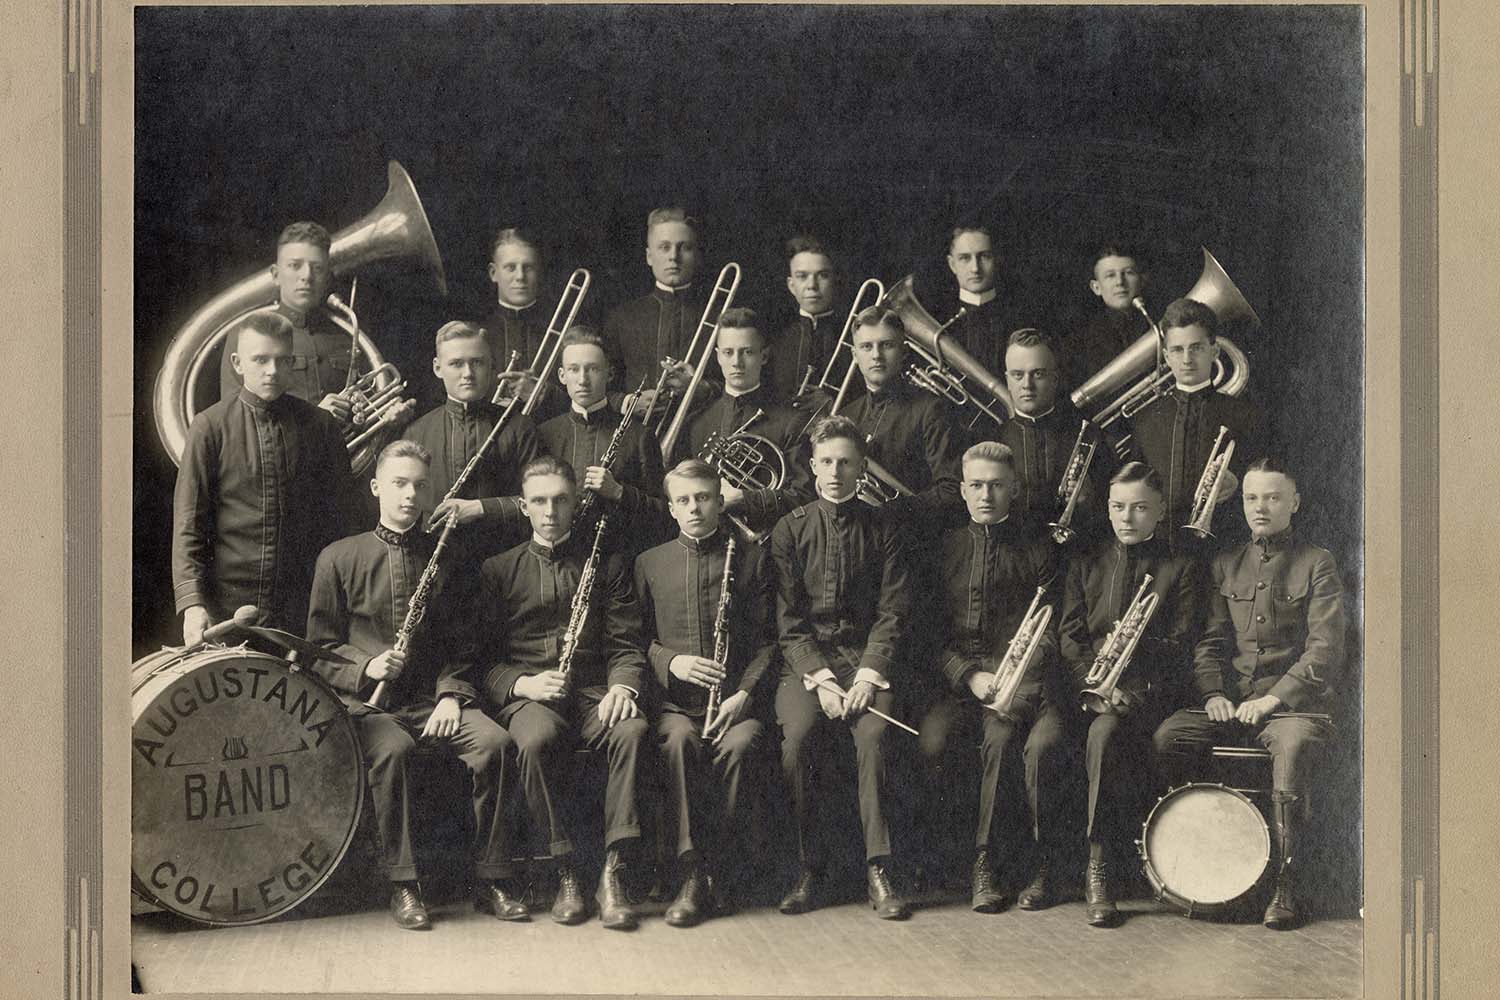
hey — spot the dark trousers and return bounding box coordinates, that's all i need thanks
[775,673,896,867]
[498,688,648,858]
[354,705,515,883]
[1152,709,1334,795]
[1075,700,1169,844]
[918,695,1071,852]
[655,709,764,860]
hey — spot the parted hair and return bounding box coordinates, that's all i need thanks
[277,221,331,253]
[375,438,432,471]
[1109,460,1165,497]
[853,304,906,337]
[808,414,867,456]
[1159,297,1220,341]
[1245,455,1299,489]
[519,455,578,489]
[717,306,763,340]
[490,226,543,262]
[663,457,722,493]
[558,324,608,359]
[433,319,490,353]
[961,441,1017,473]
[785,233,833,264]
[947,222,995,252]
[1006,327,1059,357]
[646,206,702,240]
[231,310,295,347]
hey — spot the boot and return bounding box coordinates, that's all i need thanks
[778,867,819,915]
[550,860,588,926]
[388,881,431,931]
[970,848,1007,913]
[1264,792,1301,930]
[867,860,911,920]
[596,848,639,930]
[665,860,710,928]
[1018,853,1054,911]
[1084,859,1119,927]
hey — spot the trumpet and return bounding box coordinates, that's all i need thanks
[1182,426,1236,539]
[984,587,1053,719]
[854,449,915,508]
[702,534,737,739]
[1081,575,1160,714]
[656,262,743,460]
[491,267,592,414]
[1048,422,1099,544]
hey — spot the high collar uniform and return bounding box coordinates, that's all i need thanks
[603,283,710,392]
[218,302,354,405]
[998,402,1115,544]
[483,300,570,424]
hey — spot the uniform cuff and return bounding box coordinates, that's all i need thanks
[801,667,838,692]
[853,668,890,690]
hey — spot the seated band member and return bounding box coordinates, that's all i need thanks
[771,416,912,921]
[1065,244,1152,391]
[767,234,847,399]
[667,307,813,532]
[998,328,1114,542]
[1152,457,1345,929]
[942,223,1025,376]
[917,442,1061,913]
[402,321,541,560]
[1055,461,1203,927]
[173,311,364,644]
[1126,297,1264,544]
[477,456,651,930]
[537,325,672,555]
[306,440,522,930]
[635,459,777,927]
[603,206,709,396]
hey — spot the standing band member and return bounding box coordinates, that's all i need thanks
[1153,457,1345,929]
[483,227,569,424]
[770,234,846,399]
[635,459,777,926]
[1055,461,1203,927]
[604,206,708,396]
[772,416,912,921]
[917,442,1061,913]
[306,440,521,930]
[173,311,363,643]
[943,223,1024,376]
[478,456,651,930]
[1066,244,1151,391]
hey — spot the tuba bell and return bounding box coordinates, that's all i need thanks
[881,274,1013,428]
[153,160,448,467]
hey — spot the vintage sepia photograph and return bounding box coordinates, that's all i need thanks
[127,3,1366,995]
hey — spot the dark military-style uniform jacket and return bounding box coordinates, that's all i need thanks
[939,290,1028,378]
[767,307,847,400]
[537,401,672,552]
[482,300,569,425]
[603,284,710,392]
[1065,305,1151,395]
[997,402,1115,544]
[218,302,352,405]
[828,378,964,524]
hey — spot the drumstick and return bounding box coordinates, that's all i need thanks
[809,677,920,736]
[200,605,259,645]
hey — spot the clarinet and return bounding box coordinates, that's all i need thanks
[702,534,737,738]
[367,514,459,709]
[557,514,610,677]
[573,378,648,525]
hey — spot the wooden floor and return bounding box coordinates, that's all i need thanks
[133,887,1361,997]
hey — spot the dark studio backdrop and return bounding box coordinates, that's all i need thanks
[133,4,1364,656]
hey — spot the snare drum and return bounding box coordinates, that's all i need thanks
[1138,782,1270,916]
[131,645,365,925]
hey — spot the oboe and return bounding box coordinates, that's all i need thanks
[368,513,458,709]
[558,514,610,677]
[702,534,737,738]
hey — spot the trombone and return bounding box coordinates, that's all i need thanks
[491,267,592,415]
[1182,426,1236,538]
[656,262,743,461]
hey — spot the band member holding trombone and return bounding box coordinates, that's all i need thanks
[635,459,778,926]
[483,227,569,424]
[771,415,913,921]
[1054,462,1203,926]
[173,311,365,644]
[306,439,521,930]
[1152,457,1345,929]
[477,456,651,930]
[604,206,709,398]
[1066,244,1152,391]
[769,234,849,399]
[916,442,1062,914]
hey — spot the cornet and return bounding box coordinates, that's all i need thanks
[1080,575,1160,714]
[1182,426,1236,539]
[984,587,1053,719]
[1048,422,1099,545]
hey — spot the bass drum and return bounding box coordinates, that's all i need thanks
[1138,782,1270,917]
[131,646,365,926]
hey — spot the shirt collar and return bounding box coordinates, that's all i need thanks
[570,397,613,422]
[496,297,538,314]
[274,300,313,329]
[375,523,422,548]
[446,396,493,418]
[654,281,693,296]
[1252,528,1296,554]
[1174,379,1214,395]
[799,307,836,323]
[724,382,763,400]
[676,528,723,552]
[235,386,286,412]
[958,288,997,307]
[530,531,573,559]
[815,491,861,517]
[1014,405,1056,423]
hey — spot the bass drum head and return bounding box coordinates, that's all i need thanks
[1141,783,1270,913]
[131,647,365,926]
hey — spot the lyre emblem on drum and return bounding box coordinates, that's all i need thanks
[222,736,250,761]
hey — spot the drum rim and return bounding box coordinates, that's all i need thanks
[1138,781,1271,915]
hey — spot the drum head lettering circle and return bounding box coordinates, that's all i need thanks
[131,649,364,925]
[1143,784,1270,907]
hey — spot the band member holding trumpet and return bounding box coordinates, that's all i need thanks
[477,456,651,930]
[771,416,913,921]
[635,459,778,926]
[1066,244,1152,391]
[603,206,709,401]
[1152,457,1345,929]
[483,227,569,424]
[1126,297,1264,543]
[173,311,366,644]
[916,442,1062,914]
[402,321,542,560]
[1055,462,1204,926]
[769,234,849,400]
[306,440,521,930]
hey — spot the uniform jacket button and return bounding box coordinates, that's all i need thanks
[1255,614,1266,624]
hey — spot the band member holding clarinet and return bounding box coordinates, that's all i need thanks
[916,442,1062,913]
[1126,297,1263,544]
[635,459,778,926]
[771,415,914,921]
[173,311,365,644]
[1054,462,1204,927]
[1065,244,1152,391]
[402,320,541,560]
[603,206,709,399]
[768,234,848,400]
[1152,457,1345,929]
[306,439,521,930]
[483,227,569,424]
[477,456,651,930]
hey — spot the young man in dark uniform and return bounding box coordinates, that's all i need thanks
[1065,245,1152,391]
[917,442,1062,913]
[942,223,1026,376]
[635,459,778,926]
[477,456,651,930]
[1053,462,1204,926]
[401,320,541,561]
[536,325,672,555]
[306,439,521,930]
[768,234,845,399]
[173,311,364,644]
[771,416,913,921]
[483,227,569,424]
[1153,457,1346,929]
[602,206,709,397]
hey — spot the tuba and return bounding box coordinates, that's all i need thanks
[984,587,1053,719]
[153,160,448,467]
[881,274,1013,429]
[1080,575,1160,714]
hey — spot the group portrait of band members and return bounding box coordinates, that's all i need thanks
[170,202,1350,935]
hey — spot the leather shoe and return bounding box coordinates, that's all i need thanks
[867,862,911,920]
[596,849,639,930]
[475,880,530,922]
[664,865,710,928]
[1084,859,1119,927]
[550,862,588,926]
[970,848,1008,913]
[1018,857,1054,911]
[778,868,819,915]
[389,882,431,931]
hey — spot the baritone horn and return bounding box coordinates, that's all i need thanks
[881,274,1013,429]
[153,160,448,466]
[323,286,415,476]
[1080,575,1160,714]
[985,587,1053,719]
[491,267,592,413]
[1182,426,1237,539]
